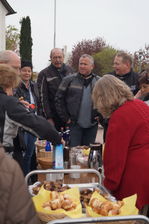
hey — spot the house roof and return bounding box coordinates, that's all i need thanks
[0,0,16,15]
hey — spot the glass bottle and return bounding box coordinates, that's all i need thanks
[54,144,64,180]
[63,126,70,169]
[64,126,70,146]
[45,141,51,151]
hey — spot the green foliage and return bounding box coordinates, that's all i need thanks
[93,47,117,76]
[6,25,20,51]
[19,16,33,62]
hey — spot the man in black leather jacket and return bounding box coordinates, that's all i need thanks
[101,51,140,142]
[37,48,73,131]
[111,51,139,95]
[55,54,101,147]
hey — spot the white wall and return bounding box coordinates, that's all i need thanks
[0,2,8,51]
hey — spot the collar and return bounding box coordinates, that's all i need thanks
[51,63,65,72]
[114,70,132,80]
[79,73,93,79]
[19,80,31,90]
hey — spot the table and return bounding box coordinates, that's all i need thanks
[25,168,102,186]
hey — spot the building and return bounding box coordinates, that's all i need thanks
[0,0,16,51]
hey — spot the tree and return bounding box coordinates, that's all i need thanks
[93,47,117,76]
[19,16,33,62]
[133,45,149,73]
[69,37,106,71]
[6,25,20,51]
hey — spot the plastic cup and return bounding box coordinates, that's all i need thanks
[70,165,80,179]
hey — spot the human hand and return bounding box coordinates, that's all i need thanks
[61,138,65,146]
[66,119,71,124]
[19,98,30,108]
[134,90,142,99]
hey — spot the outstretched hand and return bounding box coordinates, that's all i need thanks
[19,99,30,108]
[134,90,142,99]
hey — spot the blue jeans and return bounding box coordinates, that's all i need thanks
[23,132,36,176]
[69,123,98,147]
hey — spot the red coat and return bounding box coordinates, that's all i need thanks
[103,99,149,209]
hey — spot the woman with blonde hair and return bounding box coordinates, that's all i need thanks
[0,63,20,95]
[92,74,149,210]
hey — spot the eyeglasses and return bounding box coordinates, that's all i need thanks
[52,56,63,60]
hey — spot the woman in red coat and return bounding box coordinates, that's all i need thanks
[92,74,149,210]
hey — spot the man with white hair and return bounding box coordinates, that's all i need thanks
[37,48,73,131]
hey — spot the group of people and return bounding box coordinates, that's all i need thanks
[0,48,149,222]
[36,49,101,147]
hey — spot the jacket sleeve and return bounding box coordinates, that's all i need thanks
[40,75,53,119]
[6,96,61,145]
[55,77,71,123]
[1,150,41,224]
[37,71,45,116]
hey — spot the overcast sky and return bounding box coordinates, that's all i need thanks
[6,0,149,72]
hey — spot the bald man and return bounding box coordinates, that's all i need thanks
[0,50,21,74]
[37,48,73,131]
[0,51,41,223]
[0,50,26,168]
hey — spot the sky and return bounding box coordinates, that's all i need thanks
[6,0,149,72]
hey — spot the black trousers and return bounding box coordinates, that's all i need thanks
[13,131,26,173]
[69,123,98,147]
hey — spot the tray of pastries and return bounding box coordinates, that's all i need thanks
[30,180,138,223]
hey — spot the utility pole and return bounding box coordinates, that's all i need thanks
[53,0,56,48]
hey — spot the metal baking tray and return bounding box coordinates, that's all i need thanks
[47,215,149,224]
[25,168,116,202]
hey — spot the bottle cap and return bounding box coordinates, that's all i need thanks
[45,141,51,151]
